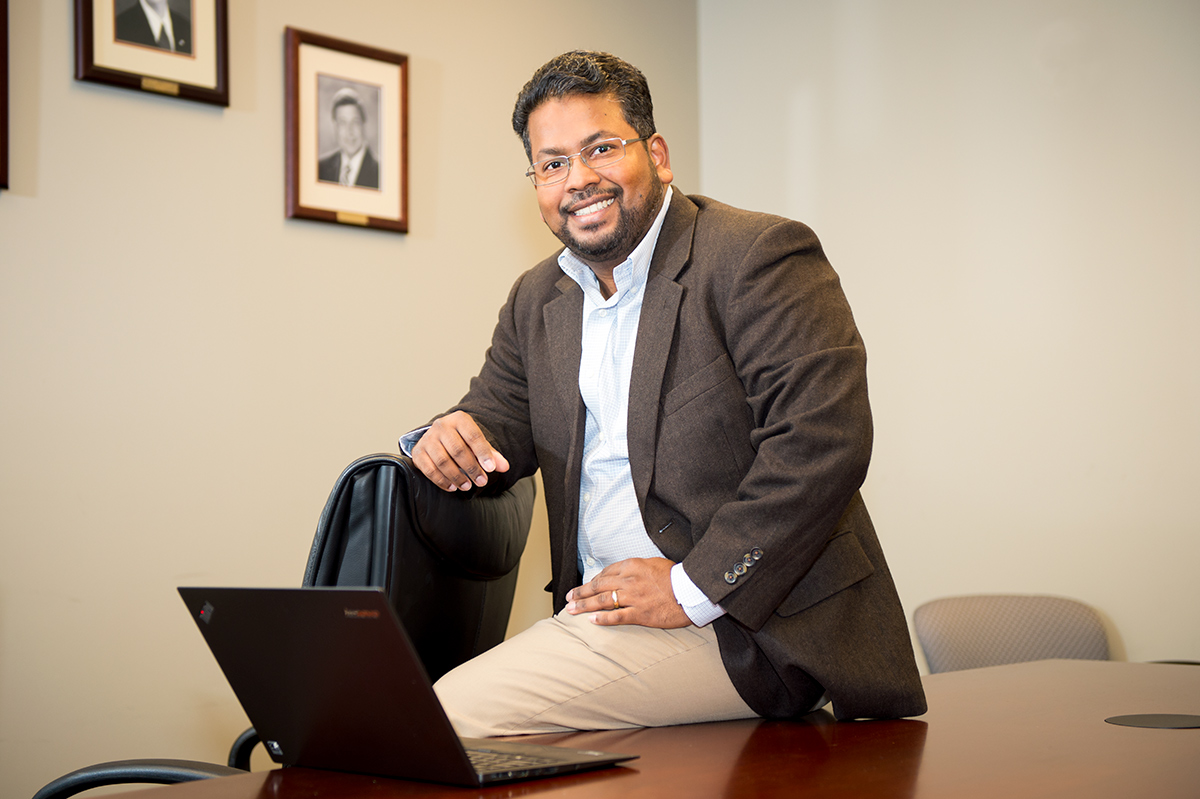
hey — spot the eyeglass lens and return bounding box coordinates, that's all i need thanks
[530,138,629,185]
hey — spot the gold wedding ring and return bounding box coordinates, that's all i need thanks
[612,590,620,610]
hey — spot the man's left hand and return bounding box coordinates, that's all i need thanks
[565,557,692,628]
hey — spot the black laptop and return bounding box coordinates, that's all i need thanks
[178,586,636,787]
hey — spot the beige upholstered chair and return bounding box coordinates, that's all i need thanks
[914,594,1111,674]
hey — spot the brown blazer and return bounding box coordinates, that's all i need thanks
[450,191,926,720]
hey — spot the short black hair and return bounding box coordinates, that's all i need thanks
[512,51,655,161]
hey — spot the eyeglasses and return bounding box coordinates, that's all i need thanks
[525,136,650,187]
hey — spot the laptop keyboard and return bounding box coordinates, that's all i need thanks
[467,747,560,774]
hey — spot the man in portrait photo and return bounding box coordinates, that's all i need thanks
[114,0,193,55]
[317,84,381,190]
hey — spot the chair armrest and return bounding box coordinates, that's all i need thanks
[227,726,260,770]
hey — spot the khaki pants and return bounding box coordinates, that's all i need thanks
[432,608,759,737]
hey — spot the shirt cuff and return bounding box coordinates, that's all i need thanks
[670,562,726,627]
[398,426,430,456]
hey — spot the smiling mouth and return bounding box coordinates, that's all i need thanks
[571,197,615,217]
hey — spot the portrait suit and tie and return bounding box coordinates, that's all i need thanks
[317,86,381,190]
[114,0,192,55]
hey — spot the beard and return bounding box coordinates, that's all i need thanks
[552,171,666,265]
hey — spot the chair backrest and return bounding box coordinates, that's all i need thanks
[304,453,537,682]
[31,454,541,798]
[914,594,1111,674]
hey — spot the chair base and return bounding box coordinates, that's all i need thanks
[32,758,245,799]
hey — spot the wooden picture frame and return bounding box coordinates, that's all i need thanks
[1,0,8,190]
[285,27,408,233]
[74,0,229,106]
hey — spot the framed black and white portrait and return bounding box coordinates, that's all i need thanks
[316,77,382,190]
[285,28,408,233]
[74,0,229,106]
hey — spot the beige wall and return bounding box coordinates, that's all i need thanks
[4,0,1198,796]
[699,0,1200,669]
[0,2,698,795]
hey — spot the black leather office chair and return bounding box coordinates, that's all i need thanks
[32,454,536,799]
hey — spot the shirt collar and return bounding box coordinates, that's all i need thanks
[558,185,674,305]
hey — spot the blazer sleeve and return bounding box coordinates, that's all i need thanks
[676,216,874,632]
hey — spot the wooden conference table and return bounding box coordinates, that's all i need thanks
[101,660,1199,799]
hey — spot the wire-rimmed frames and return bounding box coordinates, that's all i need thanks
[525,136,650,186]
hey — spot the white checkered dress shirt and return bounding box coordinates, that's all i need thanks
[557,188,722,626]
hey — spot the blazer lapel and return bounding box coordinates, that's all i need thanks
[544,272,584,414]
[544,272,587,583]
[627,192,697,508]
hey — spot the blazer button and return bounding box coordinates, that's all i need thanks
[724,571,737,584]
[750,548,764,560]
[742,554,755,567]
[734,562,748,576]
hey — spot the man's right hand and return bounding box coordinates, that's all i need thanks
[410,411,510,492]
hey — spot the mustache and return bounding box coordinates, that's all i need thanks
[559,186,622,216]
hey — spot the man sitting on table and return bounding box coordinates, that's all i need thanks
[403,50,926,737]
